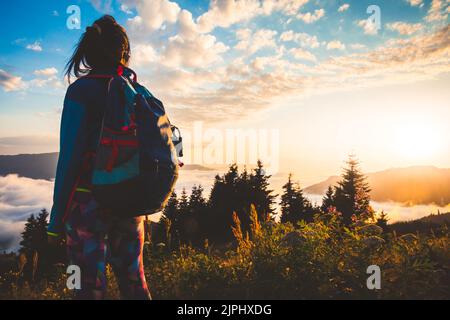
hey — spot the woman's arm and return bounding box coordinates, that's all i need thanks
[48,86,88,236]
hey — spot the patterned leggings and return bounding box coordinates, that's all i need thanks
[65,190,151,300]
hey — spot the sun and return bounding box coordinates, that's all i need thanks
[393,121,441,160]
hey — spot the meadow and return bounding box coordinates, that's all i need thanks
[0,207,448,300]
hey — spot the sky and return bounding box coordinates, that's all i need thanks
[0,0,449,185]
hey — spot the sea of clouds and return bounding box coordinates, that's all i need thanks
[0,174,53,252]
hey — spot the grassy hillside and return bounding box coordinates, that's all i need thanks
[389,212,450,236]
[1,209,448,300]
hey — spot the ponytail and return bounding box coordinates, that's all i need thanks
[65,15,130,82]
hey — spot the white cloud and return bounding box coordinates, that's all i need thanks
[289,47,317,61]
[0,67,64,93]
[29,77,64,89]
[338,4,350,12]
[357,19,379,35]
[250,49,286,70]
[124,0,181,30]
[196,0,262,33]
[261,0,310,16]
[235,28,278,55]
[120,4,133,14]
[406,0,423,6]
[162,32,229,68]
[33,67,58,77]
[29,68,63,89]
[0,174,54,251]
[280,30,320,48]
[127,0,311,35]
[26,41,42,52]
[195,0,310,33]
[327,40,346,50]
[90,0,113,13]
[387,21,423,35]
[132,43,158,66]
[425,0,449,22]
[350,43,366,50]
[126,5,229,69]
[0,69,25,92]
[297,8,325,23]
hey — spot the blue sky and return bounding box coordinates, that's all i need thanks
[0,0,449,178]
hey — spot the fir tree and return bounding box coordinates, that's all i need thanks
[249,160,277,222]
[334,155,372,224]
[280,174,313,224]
[321,186,335,213]
[19,209,53,281]
[376,211,389,233]
[187,185,207,245]
[163,191,178,247]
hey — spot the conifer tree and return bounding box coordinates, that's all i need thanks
[334,155,372,224]
[249,160,277,222]
[376,211,389,233]
[163,191,179,247]
[187,185,207,245]
[19,209,52,281]
[321,186,335,213]
[280,174,313,224]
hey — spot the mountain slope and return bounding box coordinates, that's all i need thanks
[0,152,213,180]
[0,153,58,180]
[389,212,450,235]
[304,166,450,206]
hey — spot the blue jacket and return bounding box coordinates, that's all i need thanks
[48,68,122,235]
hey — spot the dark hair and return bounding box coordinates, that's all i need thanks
[65,15,130,82]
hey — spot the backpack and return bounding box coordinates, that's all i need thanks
[84,67,181,217]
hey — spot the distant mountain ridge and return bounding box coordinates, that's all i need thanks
[0,153,58,180]
[304,166,450,206]
[0,152,212,180]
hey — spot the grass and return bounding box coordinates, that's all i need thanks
[1,208,448,300]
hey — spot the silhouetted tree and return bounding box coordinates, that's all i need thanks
[321,186,335,213]
[376,211,389,233]
[176,188,190,245]
[280,174,313,224]
[161,191,178,247]
[333,155,372,224]
[19,209,54,282]
[164,191,178,221]
[187,185,207,246]
[248,160,277,223]
[206,166,239,243]
[206,162,276,244]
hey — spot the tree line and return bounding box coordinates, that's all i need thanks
[156,155,376,248]
[17,155,378,280]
